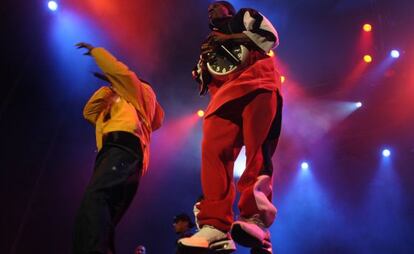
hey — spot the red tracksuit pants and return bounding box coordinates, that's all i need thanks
[197,89,282,232]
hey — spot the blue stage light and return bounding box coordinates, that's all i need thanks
[382,149,391,157]
[356,102,363,108]
[390,50,400,59]
[48,1,58,11]
[301,162,309,170]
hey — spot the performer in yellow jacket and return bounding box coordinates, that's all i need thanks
[73,42,164,254]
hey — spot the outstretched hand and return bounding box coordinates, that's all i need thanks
[76,42,94,55]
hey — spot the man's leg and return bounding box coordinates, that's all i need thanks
[73,145,142,254]
[198,112,243,231]
[106,145,143,254]
[238,90,281,223]
[231,90,282,253]
[179,103,243,251]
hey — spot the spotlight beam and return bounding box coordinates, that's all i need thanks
[48,1,58,11]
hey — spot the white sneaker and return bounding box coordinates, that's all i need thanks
[178,225,236,253]
[231,215,272,253]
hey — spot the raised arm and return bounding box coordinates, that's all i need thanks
[76,42,143,104]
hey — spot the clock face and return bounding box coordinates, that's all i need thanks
[207,45,247,76]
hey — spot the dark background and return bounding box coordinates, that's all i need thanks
[1,0,414,253]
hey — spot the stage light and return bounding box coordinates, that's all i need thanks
[197,110,205,118]
[382,149,391,157]
[390,50,400,58]
[268,50,275,57]
[363,54,372,63]
[301,162,309,171]
[363,24,372,32]
[48,1,58,11]
[281,75,286,84]
[356,102,362,108]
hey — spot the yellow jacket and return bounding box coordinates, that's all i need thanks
[83,47,164,172]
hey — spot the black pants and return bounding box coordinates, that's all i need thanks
[73,132,143,254]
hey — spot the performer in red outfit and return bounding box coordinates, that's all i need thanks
[179,1,282,254]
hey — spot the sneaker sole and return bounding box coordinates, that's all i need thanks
[213,250,236,254]
[177,243,235,254]
[231,224,263,248]
[209,240,236,254]
[251,247,272,254]
[177,243,211,254]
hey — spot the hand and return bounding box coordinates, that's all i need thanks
[209,31,232,43]
[76,42,94,55]
[201,41,214,57]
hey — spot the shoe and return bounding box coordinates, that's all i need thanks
[178,225,236,253]
[211,238,236,253]
[231,215,272,253]
[250,240,272,254]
